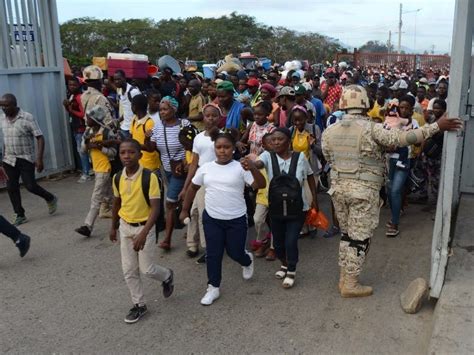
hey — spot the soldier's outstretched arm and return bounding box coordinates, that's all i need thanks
[372,115,463,148]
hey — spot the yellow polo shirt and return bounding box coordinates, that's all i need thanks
[256,168,269,207]
[130,116,161,171]
[112,167,161,223]
[188,94,205,131]
[89,129,111,173]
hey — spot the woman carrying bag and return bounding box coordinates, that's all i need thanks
[254,127,319,288]
[149,96,190,250]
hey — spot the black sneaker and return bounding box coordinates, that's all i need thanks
[196,254,206,265]
[162,269,174,298]
[75,225,91,237]
[16,234,31,257]
[186,248,199,258]
[124,304,147,324]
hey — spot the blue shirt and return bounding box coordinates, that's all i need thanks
[310,96,326,131]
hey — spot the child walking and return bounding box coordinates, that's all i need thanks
[180,130,266,306]
[75,105,117,237]
[110,139,174,324]
[179,104,223,262]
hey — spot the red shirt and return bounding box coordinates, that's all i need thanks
[321,82,342,111]
[69,93,86,133]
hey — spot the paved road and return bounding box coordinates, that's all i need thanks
[0,176,435,354]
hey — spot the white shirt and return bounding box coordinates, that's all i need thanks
[117,83,140,131]
[192,131,216,166]
[148,110,161,127]
[192,160,254,220]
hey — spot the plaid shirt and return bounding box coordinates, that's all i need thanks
[0,109,43,166]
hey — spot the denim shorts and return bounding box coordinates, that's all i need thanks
[164,171,186,203]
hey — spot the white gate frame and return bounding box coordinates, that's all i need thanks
[430,0,473,298]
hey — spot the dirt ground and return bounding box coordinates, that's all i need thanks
[0,176,435,354]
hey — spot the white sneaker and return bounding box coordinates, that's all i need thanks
[200,285,220,306]
[77,174,91,183]
[242,251,254,280]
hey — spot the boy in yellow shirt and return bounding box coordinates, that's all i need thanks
[75,105,116,237]
[129,95,161,172]
[110,138,174,324]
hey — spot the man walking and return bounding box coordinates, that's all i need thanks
[0,214,30,257]
[114,70,140,138]
[0,94,57,225]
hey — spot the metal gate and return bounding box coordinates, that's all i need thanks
[0,0,73,176]
[335,52,451,73]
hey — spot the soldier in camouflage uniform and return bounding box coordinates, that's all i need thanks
[322,85,462,298]
[81,65,115,129]
[81,65,119,218]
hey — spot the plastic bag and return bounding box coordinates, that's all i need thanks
[305,208,330,231]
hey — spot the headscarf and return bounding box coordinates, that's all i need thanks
[161,96,179,111]
[291,104,308,116]
[216,80,235,92]
[260,83,277,97]
[203,103,224,118]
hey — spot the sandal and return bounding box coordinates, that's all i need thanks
[282,271,296,289]
[159,240,171,251]
[275,266,287,279]
[386,225,400,238]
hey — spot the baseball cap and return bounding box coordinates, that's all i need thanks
[291,72,301,79]
[302,82,313,91]
[247,78,260,87]
[294,84,306,95]
[276,86,296,98]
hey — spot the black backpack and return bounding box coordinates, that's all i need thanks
[114,168,152,206]
[268,152,304,220]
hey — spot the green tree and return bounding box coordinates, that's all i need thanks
[60,14,341,67]
[359,40,392,53]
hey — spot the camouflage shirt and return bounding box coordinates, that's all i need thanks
[322,114,440,190]
[81,87,114,128]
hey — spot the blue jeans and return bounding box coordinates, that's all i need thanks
[74,132,90,176]
[0,215,21,242]
[203,210,251,288]
[387,158,410,225]
[271,215,306,272]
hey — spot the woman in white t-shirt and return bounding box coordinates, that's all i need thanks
[179,103,222,260]
[180,129,265,306]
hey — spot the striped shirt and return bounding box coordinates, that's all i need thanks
[151,118,190,172]
[0,109,43,167]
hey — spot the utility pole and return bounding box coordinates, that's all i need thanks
[398,3,403,53]
[388,30,392,54]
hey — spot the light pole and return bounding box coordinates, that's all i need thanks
[413,8,422,52]
[397,4,422,53]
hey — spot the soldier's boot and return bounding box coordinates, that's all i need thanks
[341,273,373,298]
[338,268,345,292]
[99,202,112,219]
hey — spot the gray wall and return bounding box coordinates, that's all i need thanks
[0,0,73,175]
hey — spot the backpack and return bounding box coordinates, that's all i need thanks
[114,168,152,206]
[113,168,166,237]
[268,152,304,220]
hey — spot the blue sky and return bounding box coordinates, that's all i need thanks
[57,0,455,54]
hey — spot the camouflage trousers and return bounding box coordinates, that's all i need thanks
[330,182,381,275]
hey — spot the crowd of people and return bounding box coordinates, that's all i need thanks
[0,57,460,324]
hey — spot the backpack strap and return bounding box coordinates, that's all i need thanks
[288,152,300,177]
[270,152,281,178]
[141,169,151,207]
[113,170,122,196]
